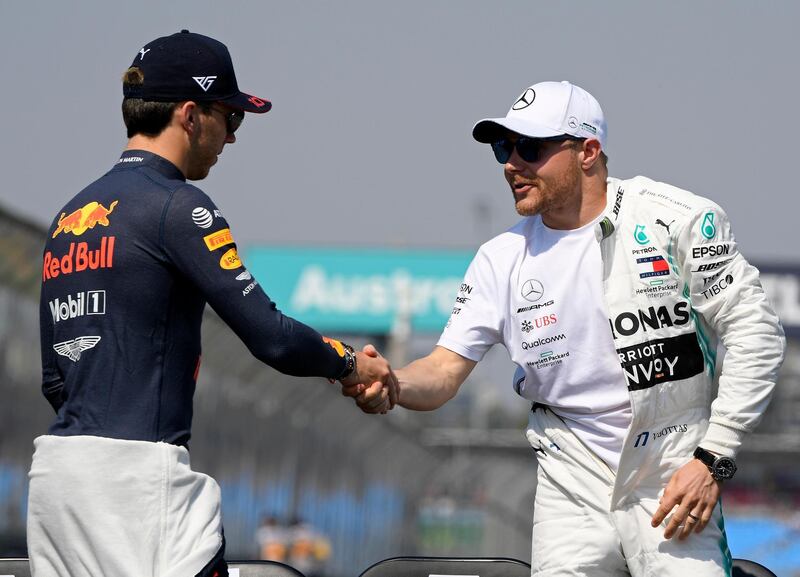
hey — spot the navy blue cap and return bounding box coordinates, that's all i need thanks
[123,29,271,113]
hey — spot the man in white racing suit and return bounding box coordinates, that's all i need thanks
[344,81,785,576]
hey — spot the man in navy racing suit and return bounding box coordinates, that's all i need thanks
[30,30,397,577]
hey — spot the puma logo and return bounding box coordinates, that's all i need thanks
[656,219,675,234]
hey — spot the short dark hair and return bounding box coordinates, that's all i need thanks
[121,67,178,138]
[121,68,217,138]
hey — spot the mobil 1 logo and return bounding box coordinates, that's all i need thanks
[49,290,106,323]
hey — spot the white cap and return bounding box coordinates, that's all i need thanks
[472,80,607,149]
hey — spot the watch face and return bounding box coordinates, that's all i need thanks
[713,457,737,480]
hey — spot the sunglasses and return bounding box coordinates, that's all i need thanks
[210,105,245,134]
[490,136,583,164]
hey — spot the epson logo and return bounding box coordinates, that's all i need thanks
[692,244,731,259]
[49,290,106,323]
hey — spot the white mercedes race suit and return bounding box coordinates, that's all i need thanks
[438,176,786,576]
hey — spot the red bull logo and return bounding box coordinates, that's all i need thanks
[52,200,119,239]
[322,336,345,357]
[43,236,116,282]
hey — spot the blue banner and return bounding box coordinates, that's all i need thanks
[244,247,473,333]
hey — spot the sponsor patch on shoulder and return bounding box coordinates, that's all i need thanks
[204,228,234,251]
[219,248,242,270]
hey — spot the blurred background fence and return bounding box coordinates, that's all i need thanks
[0,205,798,576]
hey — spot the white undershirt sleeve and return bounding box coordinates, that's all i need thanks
[437,247,504,361]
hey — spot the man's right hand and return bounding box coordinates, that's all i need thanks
[340,344,398,414]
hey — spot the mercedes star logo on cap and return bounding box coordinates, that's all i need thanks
[512,88,536,110]
[521,279,544,302]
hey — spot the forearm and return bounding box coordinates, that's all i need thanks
[396,347,476,411]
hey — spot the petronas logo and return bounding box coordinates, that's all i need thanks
[701,212,716,240]
[634,224,650,245]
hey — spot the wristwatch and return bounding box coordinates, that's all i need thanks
[693,447,737,481]
[337,343,357,382]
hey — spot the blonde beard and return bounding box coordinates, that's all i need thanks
[514,161,582,218]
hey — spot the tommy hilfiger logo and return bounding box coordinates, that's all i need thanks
[193,76,217,92]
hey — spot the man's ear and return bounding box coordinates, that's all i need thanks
[176,101,197,135]
[581,138,603,170]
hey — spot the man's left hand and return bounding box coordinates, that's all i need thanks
[650,458,721,540]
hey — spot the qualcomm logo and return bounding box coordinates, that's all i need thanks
[193,76,217,92]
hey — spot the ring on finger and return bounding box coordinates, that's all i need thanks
[686,513,700,523]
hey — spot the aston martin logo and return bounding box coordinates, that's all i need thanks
[53,336,101,362]
[521,279,544,302]
[512,88,536,110]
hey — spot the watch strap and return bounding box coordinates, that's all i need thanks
[336,343,357,382]
[693,446,716,468]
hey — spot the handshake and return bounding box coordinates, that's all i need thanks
[338,344,399,414]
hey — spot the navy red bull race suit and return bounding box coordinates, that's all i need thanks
[30,150,350,577]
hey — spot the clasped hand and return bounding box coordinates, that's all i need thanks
[339,344,399,414]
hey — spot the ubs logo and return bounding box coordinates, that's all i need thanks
[521,279,544,302]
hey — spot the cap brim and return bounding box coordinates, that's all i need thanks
[221,91,272,113]
[472,117,563,143]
